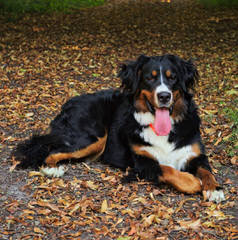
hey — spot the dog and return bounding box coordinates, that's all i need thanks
[15,54,225,203]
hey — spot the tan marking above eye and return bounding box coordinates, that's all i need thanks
[166,70,171,78]
[151,70,157,77]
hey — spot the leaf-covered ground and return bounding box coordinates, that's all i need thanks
[0,0,237,239]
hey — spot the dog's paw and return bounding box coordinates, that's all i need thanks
[203,189,225,203]
[40,165,67,177]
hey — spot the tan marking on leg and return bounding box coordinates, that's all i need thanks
[88,137,107,161]
[45,132,107,167]
[159,165,202,194]
[196,167,219,191]
[132,145,156,160]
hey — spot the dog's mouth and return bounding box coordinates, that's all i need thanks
[145,98,172,136]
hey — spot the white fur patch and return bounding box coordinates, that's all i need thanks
[40,165,66,177]
[153,66,173,107]
[134,111,155,125]
[206,190,225,203]
[155,83,171,94]
[134,111,174,126]
[139,127,196,171]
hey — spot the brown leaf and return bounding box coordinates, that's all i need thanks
[143,214,155,227]
[38,209,52,215]
[34,227,45,235]
[224,178,233,184]
[9,157,20,172]
[231,156,238,165]
[178,219,201,230]
[128,223,137,236]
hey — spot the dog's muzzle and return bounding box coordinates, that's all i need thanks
[157,91,172,105]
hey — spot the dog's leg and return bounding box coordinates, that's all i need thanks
[41,133,107,177]
[131,145,202,193]
[159,165,202,194]
[196,167,225,203]
[186,154,225,203]
[45,133,107,167]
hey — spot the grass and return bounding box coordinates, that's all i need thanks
[222,103,238,157]
[0,0,104,14]
[198,0,238,7]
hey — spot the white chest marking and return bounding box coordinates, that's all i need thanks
[134,111,154,125]
[140,127,196,171]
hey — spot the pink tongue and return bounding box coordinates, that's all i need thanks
[154,109,171,136]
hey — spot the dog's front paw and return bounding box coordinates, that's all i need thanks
[202,189,225,203]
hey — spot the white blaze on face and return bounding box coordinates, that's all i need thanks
[154,66,173,107]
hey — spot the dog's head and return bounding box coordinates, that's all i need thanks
[118,54,199,135]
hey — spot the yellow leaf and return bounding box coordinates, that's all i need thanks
[86,180,98,190]
[121,208,135,218]
[132,197,147,205]
[23,209,35,215]
[201,109,217,114]
[203,221,216,228]
[69,203,81,215]
[28,171,43,177]
[214,137,222,146]
[9,160,20,172]
[226,89,238,96]
[25,112,34,117]
[204,128,216,135]
[38,209,51,215]
[143,214,155,227]
[101,199,108,213]
[34,227,45,235]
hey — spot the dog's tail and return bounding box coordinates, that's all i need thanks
[15,133,65,170]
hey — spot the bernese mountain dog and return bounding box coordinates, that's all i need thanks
[15,54,225,203]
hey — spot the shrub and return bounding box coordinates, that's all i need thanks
[198,0,238,7]
[0,0,104,13]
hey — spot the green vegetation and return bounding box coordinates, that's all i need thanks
[198,0,238,7]
[222,102,238,157]
[0,0,104,14]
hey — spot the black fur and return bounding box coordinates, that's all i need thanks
[15,54,213,187]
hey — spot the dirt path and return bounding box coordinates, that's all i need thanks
[0,0,237,239]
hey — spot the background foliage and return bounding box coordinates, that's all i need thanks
[198,0,238,7]
[0,0,104,13]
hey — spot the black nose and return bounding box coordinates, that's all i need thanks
[157,92,171,104]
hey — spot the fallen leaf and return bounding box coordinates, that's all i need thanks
[224,178,233,184]
[231,156,238,165]
[34,227,45,235]
[28,171,43,177]
[143,214,155,227]
[178,219,201,230]
[86,180,98,190]
[101,199,108,213]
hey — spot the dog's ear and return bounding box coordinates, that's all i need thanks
[181,59,199,92]
[118,55,150,94]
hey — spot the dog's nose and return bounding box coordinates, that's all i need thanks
[157,92,171,104]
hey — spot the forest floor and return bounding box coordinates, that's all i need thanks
[0,0,237,239]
